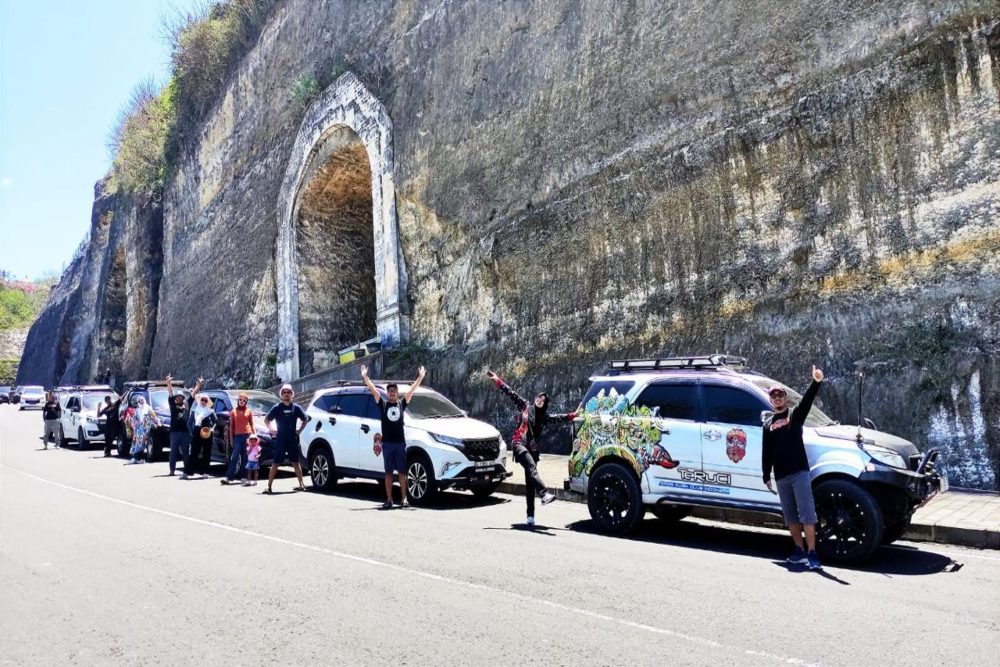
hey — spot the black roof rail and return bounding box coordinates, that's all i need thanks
[123,380,185,389]
[607,355,748,375]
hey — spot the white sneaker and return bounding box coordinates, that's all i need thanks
[541,492,556,505]
[241,480,251,486]
[179,473,189,480]
[526,516,536,527]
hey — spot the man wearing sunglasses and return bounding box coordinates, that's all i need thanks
[762,365,825,570]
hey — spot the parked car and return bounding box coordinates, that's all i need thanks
[199,389,280,469]
[117,381,190,461]
[18,385,46,409]
[57,386,118,448]
[0,386,10,404]
[567,355,946,563]
[300,382,511,504]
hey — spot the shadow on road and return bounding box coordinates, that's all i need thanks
[328,481,511,511]
[566,517,959,576]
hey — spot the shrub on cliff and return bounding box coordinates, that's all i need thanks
[164,0,275,159]
[108,79,175,197]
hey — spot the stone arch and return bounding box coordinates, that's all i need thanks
[276,73,408,381]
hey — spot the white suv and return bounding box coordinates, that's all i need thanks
[57,386,118,448]
[568,356,946,563]
[300,382,510,504]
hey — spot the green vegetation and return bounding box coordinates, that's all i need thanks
[0,359,17,385]
[0,279,51,331]
[108,0,276,197]
[290,74,321,112]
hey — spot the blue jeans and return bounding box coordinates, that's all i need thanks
[226,434,249,480]
[169,431,190,474]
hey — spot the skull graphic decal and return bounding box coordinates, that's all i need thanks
[725,428,748,464]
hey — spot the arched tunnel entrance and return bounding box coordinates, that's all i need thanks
[276,73,409,382]
[295,128,377,376]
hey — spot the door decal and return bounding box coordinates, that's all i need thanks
[725,428,747,464]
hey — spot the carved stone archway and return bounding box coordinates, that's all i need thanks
[276,73,408,381]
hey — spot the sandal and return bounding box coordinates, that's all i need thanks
[263,488,273,495]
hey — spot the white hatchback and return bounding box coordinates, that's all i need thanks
[300,383,511,504]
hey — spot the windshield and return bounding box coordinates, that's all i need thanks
[406,392,465,419]
[244,394,279,416]
[81,394,112,411]
[748,378,836,426]
[24,386,44,394]
[148,389,181,413]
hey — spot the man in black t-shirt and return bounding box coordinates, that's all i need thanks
[264,384,309,494]
[167,375,202,477]
[41,392,61,449]
[361,364,426,509]
[97,394,123,457]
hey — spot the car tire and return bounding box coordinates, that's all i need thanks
[470,481,502,499]
[58,425,69,446]
[814,479,884,563]
[77,427,87,450]
[881,514,913,545]
[309,444,338,493]
[587,462,644,534]
[650,504,693,524]
[117,432,129,458]
[147,436,162,463]
[406,452,437,505]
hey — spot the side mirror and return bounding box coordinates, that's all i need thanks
[71,405,81,413]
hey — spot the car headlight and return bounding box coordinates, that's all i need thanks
[86,417,97,424]
[430,432,464,448]
[864,445,907,469]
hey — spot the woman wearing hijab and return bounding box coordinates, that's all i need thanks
[486,370,577,527]
[183,393,217,479]
[127,396,162,465]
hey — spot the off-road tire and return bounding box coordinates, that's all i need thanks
[587,462,644,534]
[814,479,884,563]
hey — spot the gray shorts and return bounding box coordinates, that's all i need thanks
[775,470,817,525]
[43,419,60,443]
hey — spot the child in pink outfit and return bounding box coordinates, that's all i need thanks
[243,434,261,486]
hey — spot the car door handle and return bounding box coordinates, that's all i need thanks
[360,424,370,434]
[703,429,722,440]
[328,416,337,426]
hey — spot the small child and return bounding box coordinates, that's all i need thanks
[243,434,261,486]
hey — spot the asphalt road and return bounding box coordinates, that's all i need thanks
[1,405,997,666]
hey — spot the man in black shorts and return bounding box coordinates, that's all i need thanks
[361,364,426,509]
[264,384,309,494]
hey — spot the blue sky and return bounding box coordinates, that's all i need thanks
[0,0,200,281]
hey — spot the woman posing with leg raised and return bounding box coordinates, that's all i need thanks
[486,370,576,527]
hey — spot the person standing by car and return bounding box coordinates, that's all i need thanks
[263,384,308,494]
[185,392,217,479]
[167,376,201,477]
[486,370,576,527]
[127,396,162,464]
[222,392,255,485]
[97,394,123,457]
[243,433,262,486]
[763,365,825,571]
[41,391,61,450]
[361,364,426,509]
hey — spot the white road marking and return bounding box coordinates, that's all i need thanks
[5,465,818,665]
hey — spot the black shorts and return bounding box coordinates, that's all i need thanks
[273,438,300,465]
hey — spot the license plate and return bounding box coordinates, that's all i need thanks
[474,461,494,468]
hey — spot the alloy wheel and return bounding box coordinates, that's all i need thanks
[407,460,429,500]
[816,490,869,559]
[593,474,631,528]
[311,453,329,488]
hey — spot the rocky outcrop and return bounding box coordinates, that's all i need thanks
[20,0,1000,488]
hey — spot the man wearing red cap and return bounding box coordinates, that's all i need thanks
[762,366,825,570]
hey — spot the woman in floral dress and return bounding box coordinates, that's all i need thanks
[127,396,161,464]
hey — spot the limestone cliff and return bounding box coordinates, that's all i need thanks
[19,0,1000,488]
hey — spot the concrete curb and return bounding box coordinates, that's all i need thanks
[497,481,1000,550]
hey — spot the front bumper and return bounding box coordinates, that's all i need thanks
[440,462,512,489]
[860,448,945,505]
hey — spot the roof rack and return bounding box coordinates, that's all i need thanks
[123,380,185,388]
[608,355,747,375]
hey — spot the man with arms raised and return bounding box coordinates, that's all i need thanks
[361,364,426,509]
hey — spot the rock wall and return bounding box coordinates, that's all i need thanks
[20,0,1000,487]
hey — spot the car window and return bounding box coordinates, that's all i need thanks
[66,397,79,410]
[81,395,106,411]
[406,392,464,418]
[244,394,278,416]
[364,395,380,420]
[337,394,369,418]
[312,394,341,413]
[746,377,837,426]
[582,380,635,407]
[214,398,229,413]
[703,384,768,427]
[634,383,699,420]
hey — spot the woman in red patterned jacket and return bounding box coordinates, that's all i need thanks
[487,370,577,527]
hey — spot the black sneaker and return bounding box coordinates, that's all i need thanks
[380,500,394,510]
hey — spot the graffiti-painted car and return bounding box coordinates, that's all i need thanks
[568,356,946,563]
